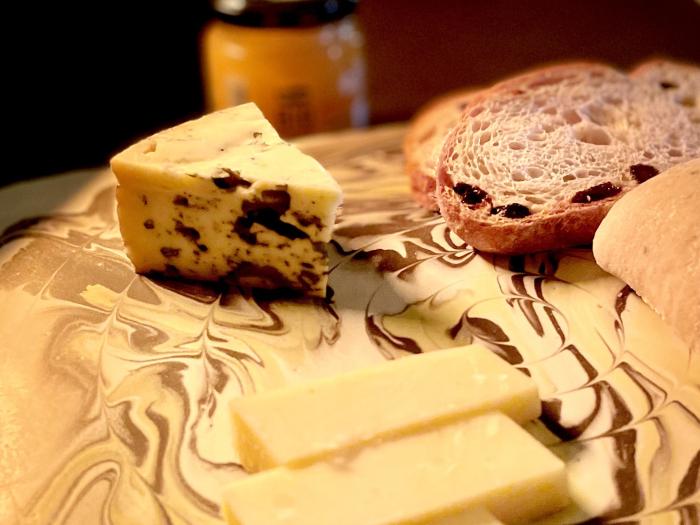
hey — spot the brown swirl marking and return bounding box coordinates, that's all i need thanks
[450,315,522,365]
[149,276,222,304]
[366,314,422,357]
[615,285,634,315]
[680,506,700,523]
[109,401,150,465]
[509,276,547,337]
[2,128,699,523]
[608,429,644,520]
[679,453,700,501]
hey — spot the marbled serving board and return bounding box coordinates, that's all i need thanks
[1,125,698,524]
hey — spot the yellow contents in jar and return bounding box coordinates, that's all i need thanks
[202,15,368,138]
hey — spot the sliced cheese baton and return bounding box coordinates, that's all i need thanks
[222,412,569,525]
[231,344,540,472]
[110,103,342,297]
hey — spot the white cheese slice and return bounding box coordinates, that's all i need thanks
[231,344,540,472]
[110,103,342,296]
[222,412,569,525]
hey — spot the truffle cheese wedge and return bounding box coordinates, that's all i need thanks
[110,102,342,296]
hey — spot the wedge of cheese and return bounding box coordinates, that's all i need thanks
[222,412,569,525]
[231,344,540,472]
[110,103,342,297]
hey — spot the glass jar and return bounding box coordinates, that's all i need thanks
[202,0,368,138]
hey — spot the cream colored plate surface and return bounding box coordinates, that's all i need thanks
[1,125,699,524]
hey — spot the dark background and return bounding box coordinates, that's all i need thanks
[7,0,700,187]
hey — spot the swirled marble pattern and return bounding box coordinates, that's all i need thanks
[1,125,698,525]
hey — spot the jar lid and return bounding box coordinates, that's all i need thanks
[211,0,358,28]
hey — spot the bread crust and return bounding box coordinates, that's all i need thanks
[436,179,619,253]
[593,159,700,353]
[403,89,476,211]
[407,162,439,211]
[629,58,700,80]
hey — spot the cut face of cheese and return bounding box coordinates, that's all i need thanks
[222,412,569,525]
[110,103,342,297]
[231,344,540,472]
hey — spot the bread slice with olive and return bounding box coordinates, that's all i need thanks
[435,61,700,254]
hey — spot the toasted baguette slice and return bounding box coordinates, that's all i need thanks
[593,159,700,354]
[403,89,476,211]
[436,61,700,254]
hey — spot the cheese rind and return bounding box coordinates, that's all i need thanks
[222,412,569,525]
[231,345,540,472]
[110,103,342,296]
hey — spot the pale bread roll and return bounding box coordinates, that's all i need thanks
[593,159,700,353]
